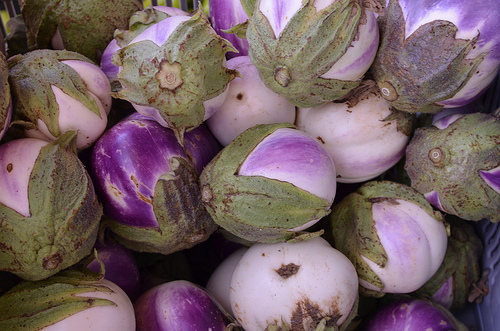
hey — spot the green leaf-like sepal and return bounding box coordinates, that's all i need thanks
[371,0,487,114]
[414,215,483,310]
[0,52,10,133]
[112,8,238,141]
[246,0,362,108]
[329,180,445,295]
[114,7,172,48]
[199,123,332,243]
[7,50,102,137]
[405,112,500,222]
[0,131,103,281]
[100,157,218,255]
[20,0,143,62]
[0,268,116,331]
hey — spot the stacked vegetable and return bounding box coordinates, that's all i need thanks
[0,0,499,330]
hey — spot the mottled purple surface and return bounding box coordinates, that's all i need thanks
[480,165,500,193]
[209,0,249,58]
[87,244,141,301]
[134,280,229,331]
[363,297,457,330]
[89,113,188,227]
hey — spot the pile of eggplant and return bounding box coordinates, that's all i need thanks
[0,0,499,330]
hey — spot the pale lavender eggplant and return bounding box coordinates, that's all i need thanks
[209,0,249,58]
[89,113,188,228]
[134,280,230,331]
[87,244,141,301]
[362,297,465,330]
[391,0,500,107]
[99,6,189,84]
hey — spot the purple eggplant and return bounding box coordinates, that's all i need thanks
[89,112,219,254]
[134,280,232,330]
[87,243,141,302]
[362,297,468,330]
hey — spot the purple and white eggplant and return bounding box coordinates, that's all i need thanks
[134,279,233,330]
[206,55,296,146]
[295,81,415,183]
[200,122,337,243]
[361,296,468,331]
[0,132,102,281]
[244,0,381,108]
[89,112,219,254]
[209,0,249,58]
[107,6,238,142]
[0,268,135,331]
[371,0,500,113]
[100,6,189,86]
[229,236,359,330]
[329,180,449,297]
[405,109,500,222]
[8,50,111,150]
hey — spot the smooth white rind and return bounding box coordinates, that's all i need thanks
[0,138,49,217]
[229,237,358,330]
[206,56,296,146]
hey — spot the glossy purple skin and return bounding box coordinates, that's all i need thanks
[183,123,222,175]
[209,0,249,58]
[363,298,457,330]
[134,280,229,331]
[87,244,141,302]
[89,113,188,228]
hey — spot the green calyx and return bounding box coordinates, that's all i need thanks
[0,131,103,281]
[0,268,116,331]
[112,8,238,141]
[414,215,483,310]
[20,0,143,62]
[7,49,101,137]
[199,123,331,244]
[0,53,10,133]
[265,293,359,331]
[329,180,445,296]
[246,0,362,108]
[405,112,500,222]
[100,157,218,255]
[371,0,486,114]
